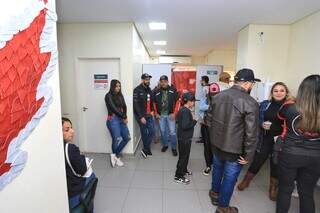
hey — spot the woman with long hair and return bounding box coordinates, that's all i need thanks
[237,82,293,201]
[105,79,130,167]
[276,75,320,213]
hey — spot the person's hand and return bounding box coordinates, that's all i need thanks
[169,113,175,120]
[192,112,196,120]
[154,113,160,120]
[140,117,147,125]
[238,156,248,165]
[262,121,272,130]
[150,111,154,116]
[123,118,128,124]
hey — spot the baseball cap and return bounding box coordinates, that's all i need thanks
[234,68,261,82]
[159,75,168,81]
[182,92,195,102]
[141,73,152,80]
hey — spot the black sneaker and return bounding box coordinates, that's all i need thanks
[141,150,147,159]
[161,146,168,152]
[172,149,178,156]
[146,150,152,156]
[185,170,192,176]
[203,167,211,176]
[174,176,190,185]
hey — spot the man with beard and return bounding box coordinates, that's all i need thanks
[208,69,260,213]
[133,73,155,158]
[154,75,179,156]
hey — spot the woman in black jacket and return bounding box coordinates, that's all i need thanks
[237,82,292,201]
[105,79,130,168]
[276,75,320,213]
[62,117,96,210]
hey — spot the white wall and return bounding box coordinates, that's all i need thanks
[132,26,150,150]
[236,11,320,94]
[236,26,250,71]
[249,25,291,83]
[205,49,237,73]
[0,0,69,212]
[286,11,320,94]
[58,22,149,153]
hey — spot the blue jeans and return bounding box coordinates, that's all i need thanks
[107,116,130,155]
[159,115,177,150]
[69,173,96,209]
[211,155,242,207]
[138,116,154,152]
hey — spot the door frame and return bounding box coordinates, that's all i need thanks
[74,57,121,152]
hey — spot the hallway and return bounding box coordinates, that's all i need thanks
[88,141,320,213]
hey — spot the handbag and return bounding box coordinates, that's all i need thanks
[65,143,93,178]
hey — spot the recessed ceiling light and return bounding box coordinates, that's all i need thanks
[149,22,166,30]
[153,41,167,46]
[156,50,166,55]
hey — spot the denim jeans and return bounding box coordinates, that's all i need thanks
[69,173,96,209]
[107,115,130,155]
[138,116,155,152]
[159,115,177,150]
[211,155,243,207]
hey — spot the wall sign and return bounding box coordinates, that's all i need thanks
[94,74,108,90]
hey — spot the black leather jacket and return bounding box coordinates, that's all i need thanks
[208,85,259,161]
[133,84,154,119]
[153,86,178,115]
[279,104,320,157]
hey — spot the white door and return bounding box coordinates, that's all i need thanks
[77,58,120,153]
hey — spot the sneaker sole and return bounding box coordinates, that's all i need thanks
[141,150,147,159]
[203,172,210,176]
[174,179,190,185]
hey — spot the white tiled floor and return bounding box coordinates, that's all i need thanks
[87,141,320,213]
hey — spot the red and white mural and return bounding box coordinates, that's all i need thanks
[0,0,57,190]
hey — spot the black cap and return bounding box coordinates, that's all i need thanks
[159,75,168,81]
[182,92,195,102]
[201,75,209,83]
[234,68,261,82]
[141,73,152,80]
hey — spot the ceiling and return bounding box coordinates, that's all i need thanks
[56,0,320,57]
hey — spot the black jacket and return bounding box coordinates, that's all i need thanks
[133,83,154,119]
[279,104,320,157]
[153,86,178,115]
[176,106,197,141]
[105,92,127,119]
[208,85,259,161]
[64,142,87,198]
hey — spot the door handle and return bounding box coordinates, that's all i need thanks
[82,107,88,112]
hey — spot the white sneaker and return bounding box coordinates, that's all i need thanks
[110,154,116,168]
[115,157,124,167]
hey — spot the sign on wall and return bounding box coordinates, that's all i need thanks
[94,74,108,90]
[0,0,58,190]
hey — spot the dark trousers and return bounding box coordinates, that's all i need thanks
[138,116,154,152]
[248,136,278,178]
[175,139,192,178]
[276,152,320,213]
[201,124,212,167]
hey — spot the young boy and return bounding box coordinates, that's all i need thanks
[174,92,197,184]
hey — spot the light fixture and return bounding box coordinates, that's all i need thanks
[153,41,167,46]
[156,50,166,55]
[149,22,166,30]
